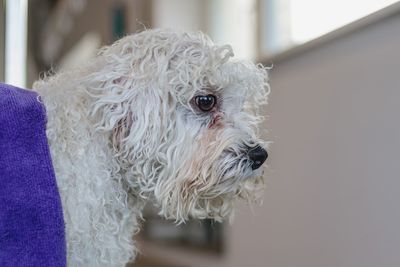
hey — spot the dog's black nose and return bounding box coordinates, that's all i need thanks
[248,146,268,170]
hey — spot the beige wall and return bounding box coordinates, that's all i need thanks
[261,12,400,267]
[141,11,400,267]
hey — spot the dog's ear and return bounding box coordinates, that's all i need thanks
[89,70,172,167]
[86,33,179,161]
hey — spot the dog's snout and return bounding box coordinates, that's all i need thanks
[248,146,268,170]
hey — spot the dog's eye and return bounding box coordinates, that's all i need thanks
[195,95,216,112]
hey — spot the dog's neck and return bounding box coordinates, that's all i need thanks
[33,77,144,264]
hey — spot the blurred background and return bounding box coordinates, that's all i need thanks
[1,0,400,266]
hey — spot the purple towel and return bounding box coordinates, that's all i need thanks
[0,83,66,266]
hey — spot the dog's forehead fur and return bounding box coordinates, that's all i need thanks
[98,30,267,107]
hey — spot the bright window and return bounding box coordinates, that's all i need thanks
[261,0,400,57]
[291,0,399,43]
[4,0,28,87]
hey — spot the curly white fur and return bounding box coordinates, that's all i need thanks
[33,29,270,267]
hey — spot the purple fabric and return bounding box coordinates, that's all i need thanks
[0,83,66,266]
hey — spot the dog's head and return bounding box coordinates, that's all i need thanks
[88,29,270,222]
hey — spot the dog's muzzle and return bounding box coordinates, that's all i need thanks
[248,146,268,170]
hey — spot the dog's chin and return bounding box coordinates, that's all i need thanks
[157,194,236,223]
[216,163,266,204]
[189,175,265,222]
[187,172,265,222]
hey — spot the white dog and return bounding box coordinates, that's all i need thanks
[33,29,270,267]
